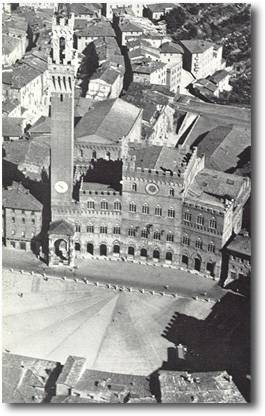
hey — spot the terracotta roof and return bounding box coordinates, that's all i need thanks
[160,41,184,54]
[197,125,251,172]
[159,370,246,403]
[132,60,166,75]
[131,145,192,174]
[2,182,42,211]
[73,368,151,398]
[186,168,247,207]
[2,117,24,137]
[74,98,141,144]
[119,20,143,33]
[227,233,251,257]
[90,65,120,84]
[209,69,230,84]
[146,3,176,13]
[56,356,86,387]
[2,98,20,116]
[2,13,28,37]
[4,52,48,89]
[29,117,51,135]
[193,78,218,93]
[3,140,29,165]
[2,68,14,86]
[48,220,75,236]
[2,34,22,56]
[70,3,97,16]
[2,353,58,404]
[75,19,115,37]
[180,39,213,54]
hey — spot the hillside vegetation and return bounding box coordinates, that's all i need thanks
[164,3,251,106]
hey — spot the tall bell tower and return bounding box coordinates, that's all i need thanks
[49,6,76,215]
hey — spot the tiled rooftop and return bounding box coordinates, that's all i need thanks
[49,220,75,236]
[119,20,143,33]
[180,39,214,54]
[2,182,42,211]
[2,34,22,56]
[75,19,115,37]
[2,51,48,89]
[186,168,247,207]
[160,41,184,54]
[2,352,58,403]
[130,145,192,175]
[74,98,141,144]
[2,117,24,137]
[227,233,251,257]
[159,370,246,403]
[132,60,166,75]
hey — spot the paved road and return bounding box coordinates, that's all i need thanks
[2,247,226,300]
[174,99,250,127]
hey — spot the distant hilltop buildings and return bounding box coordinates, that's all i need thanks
[2,3,251,288]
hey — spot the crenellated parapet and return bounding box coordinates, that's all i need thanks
[122,145,203,187]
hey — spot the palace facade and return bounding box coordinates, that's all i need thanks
[47,7,251,281]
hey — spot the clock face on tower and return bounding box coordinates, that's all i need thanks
[55,181,68,194]
[146,183,159,195]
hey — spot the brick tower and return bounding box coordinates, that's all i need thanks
[49,8,75,215]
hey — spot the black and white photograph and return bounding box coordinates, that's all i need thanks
[1,0,254,405]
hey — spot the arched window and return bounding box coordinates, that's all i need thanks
[128,227,136,237]
[106,151,111,160]
[195,238,202,249]
[169,188,174,197]
[153,249,160,259]
[75,242,81,251]
[154,231,161,240]
[209,217,217,229]
[184,212,192,222]
[155,206,162,216]
[92,150,97,159]
[129,202,136,213]
[208,242,215,253]
[128,246,135,256]
[142,203,149,214]
[87,200,95,209]
[140,248,147,257]
[101,201,108,210]
[80,149,84,158]
[197,215,204,225]
[168,208,175,218]
[114,201,121,211]
[100,244,107,256]
[182,255,189,265]
[113,226,120,235]
[166,252,173,261]
[87,243,93,254]
[141,229,148,238]
[132,183,137,192]
[100,226,108,234]
[87,225,94,233]
[76,224,81,232]
[182,235,190,246]
[113,244,120,254]
[166,233,174,242]
[59,36,65,63]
